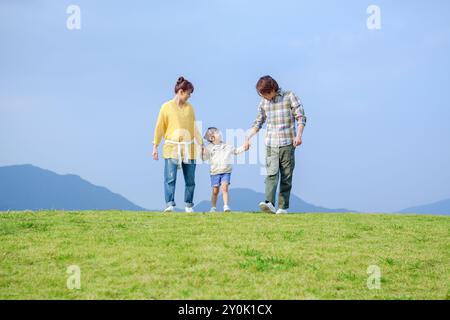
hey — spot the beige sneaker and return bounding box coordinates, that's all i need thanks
[163,205,175,213]
[259,201,276,214]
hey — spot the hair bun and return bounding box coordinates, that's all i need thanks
[177,76,185,84]
[174,76,194,94]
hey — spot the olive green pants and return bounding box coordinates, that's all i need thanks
[265,144,295,209]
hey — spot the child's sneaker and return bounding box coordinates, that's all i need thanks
[210,207,217,213]
[163,205,175,213]
[276,208,288,214]
[185,206,194,213]
[259,201,276,214]
[224,205,231,212]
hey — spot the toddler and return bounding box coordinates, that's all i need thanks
[202,127,249,212]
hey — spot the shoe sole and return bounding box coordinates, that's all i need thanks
[259,203,275,214]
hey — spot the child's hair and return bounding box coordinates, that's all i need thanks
[256,75,279,95]
[174,76,194,94]
[203,127,218,143]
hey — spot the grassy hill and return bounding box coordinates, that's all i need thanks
[0,210,448,300]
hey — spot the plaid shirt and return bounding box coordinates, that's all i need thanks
[252,89,307,147]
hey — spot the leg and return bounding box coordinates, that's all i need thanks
[182,161,196,208]
[278,145,295,209]
[265,173,279,206]
[164,158,178,207]
[211,186,219,207]
[265,146,280,206]
[221,183,229,206]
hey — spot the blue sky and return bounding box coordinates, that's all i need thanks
[1,0,450,212]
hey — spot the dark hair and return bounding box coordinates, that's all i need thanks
[256,75,279,95]
[174,76,194,94]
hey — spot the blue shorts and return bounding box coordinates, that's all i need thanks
[211,173,231,187]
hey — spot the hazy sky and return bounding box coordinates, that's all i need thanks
[1,0,450,212]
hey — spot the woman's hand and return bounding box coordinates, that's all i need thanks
[152,145,159,160]
[201,146,206,161]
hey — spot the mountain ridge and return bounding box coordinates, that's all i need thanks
[0,164,146,211]
[398,198,450,216]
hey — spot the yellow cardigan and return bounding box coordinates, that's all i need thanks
[153,99,204,160]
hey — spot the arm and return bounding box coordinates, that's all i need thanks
[233,145,247,155]
[202,144,211,161]
[294,123,305,147]
[192,110,205,156]
[289,92,307,147]
[246,127,259,142]
[297,123,305,137]
[244,101,266,147]
[152,107,167,160]
[193,115,204,146]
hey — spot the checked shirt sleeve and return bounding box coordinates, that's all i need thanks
[252,100,267,130]
[289,91,307,127]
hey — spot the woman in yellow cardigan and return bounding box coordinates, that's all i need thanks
[152,77,204,213]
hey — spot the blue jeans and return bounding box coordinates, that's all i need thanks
[164,158,196,208]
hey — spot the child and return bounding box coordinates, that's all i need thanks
[203,127,249,212]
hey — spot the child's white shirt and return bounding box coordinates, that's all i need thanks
[204,143,245,175]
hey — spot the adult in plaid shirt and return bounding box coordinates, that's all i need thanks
[244,76,307,214]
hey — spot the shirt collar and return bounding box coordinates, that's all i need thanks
[269,88,283,102]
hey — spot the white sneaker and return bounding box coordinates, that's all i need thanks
[224,205,231,212]
[259,201,276,214]
[276,208,288,214]
[185,206,194,213]
[163,205,175,213]
[210,207,217,213]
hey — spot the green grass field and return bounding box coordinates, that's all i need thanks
[0,210,448,300]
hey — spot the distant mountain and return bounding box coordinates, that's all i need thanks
[399,199,450,216]
[194,188,355,213]
[0,164,146,211]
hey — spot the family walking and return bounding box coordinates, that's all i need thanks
[152,75,307,214]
